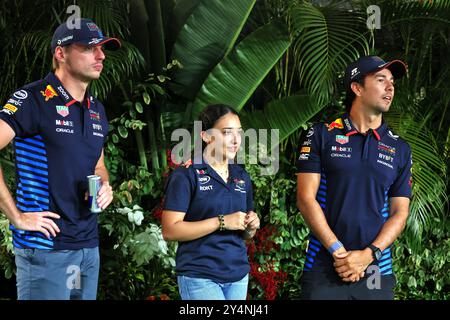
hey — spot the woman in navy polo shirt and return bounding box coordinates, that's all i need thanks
[162,104,260,300]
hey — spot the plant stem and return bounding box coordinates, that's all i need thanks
[135,129,148,170]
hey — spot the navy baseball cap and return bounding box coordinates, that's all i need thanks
[51,18,121,53]
[344,55,407,91]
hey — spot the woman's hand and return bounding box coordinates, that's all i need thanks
[223,211,247,230]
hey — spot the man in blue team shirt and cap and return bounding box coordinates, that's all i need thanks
[0,18,119,299]
[296,55,413,300]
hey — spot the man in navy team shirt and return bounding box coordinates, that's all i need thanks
[296,56,413,300]
[0,18,119,299]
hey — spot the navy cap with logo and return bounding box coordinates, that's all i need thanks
[51,18,121,53]
[343,55,407,91]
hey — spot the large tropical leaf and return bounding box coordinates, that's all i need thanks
[289,1,370,100]
[166,0,202,53]
[170,0,256,99]
[241,94,326,143]
[192,20,291,119]
[384,111,448,249]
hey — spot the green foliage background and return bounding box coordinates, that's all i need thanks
[0,0,448,300]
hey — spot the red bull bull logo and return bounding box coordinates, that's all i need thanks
[326,118,344,131]
[41,85,58,101]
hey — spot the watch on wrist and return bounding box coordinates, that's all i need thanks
[368,244,382,261]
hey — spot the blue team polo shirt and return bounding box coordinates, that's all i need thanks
[296,114,412,276]
[0,72,109,250]
[163,159,254,282]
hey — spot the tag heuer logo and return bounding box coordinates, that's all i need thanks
[56,105,69,117]
[336,135,349,145]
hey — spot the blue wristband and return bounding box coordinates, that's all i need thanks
[328,241,343,254]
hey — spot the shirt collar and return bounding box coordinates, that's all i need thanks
[342,113,388,141]
[191,156,243,179]
[44,72,92,108]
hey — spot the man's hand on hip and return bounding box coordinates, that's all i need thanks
[12,211,61,239]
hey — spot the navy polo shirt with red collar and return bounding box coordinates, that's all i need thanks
[0,72,108,250]
[296,114,412,276]
[163,159,254,282]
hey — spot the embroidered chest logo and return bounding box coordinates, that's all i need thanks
[89,110,101,121]
[377,142,396,169]
[233,178,246,193]
[331,145,352,158]
[56,105,69,117]
[335,135,349,145]
[41,85,58,101]
[377,142,396,155]
[198,176,211,185]
[197,169,213,191]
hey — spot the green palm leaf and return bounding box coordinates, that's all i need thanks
[170,0,256,99]
[76,0,129,39]
[384,111,448,248]
[167,0,202,51]
[290,1,370,100]
[241,94,326,143]
[192,20,291,119]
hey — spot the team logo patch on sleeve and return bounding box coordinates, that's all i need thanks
[306,127,314,137]
[41,85,58,101]
[13,90,28,100]
[3,103,18,114]
[301,147,311,153]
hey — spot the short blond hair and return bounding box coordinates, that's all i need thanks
[52,46,71,71]
[52,55,59,71]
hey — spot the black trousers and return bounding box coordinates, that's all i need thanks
[300,271,396,300]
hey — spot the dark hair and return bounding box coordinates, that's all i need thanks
[198,104,238,130]
[198,104,239,149]
[343,77,365,113]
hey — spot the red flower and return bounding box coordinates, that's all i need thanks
[247,225,286,300]
[159,294,170,300]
